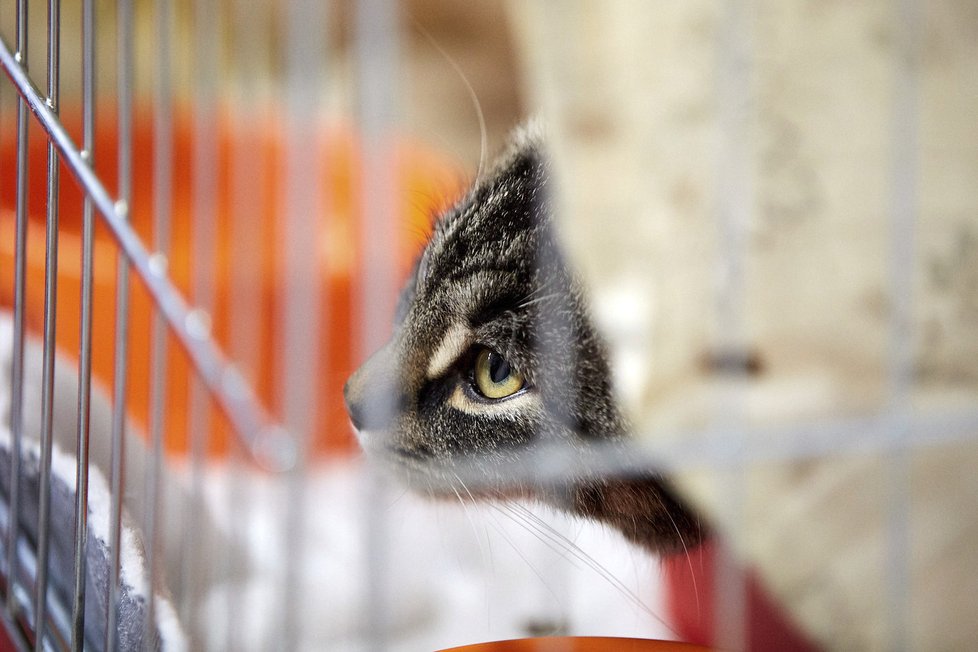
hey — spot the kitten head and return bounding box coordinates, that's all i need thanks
[344,128,703,552]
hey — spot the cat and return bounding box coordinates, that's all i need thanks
[344,125,704,554]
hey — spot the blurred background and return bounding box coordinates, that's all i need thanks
[2,1,977,650]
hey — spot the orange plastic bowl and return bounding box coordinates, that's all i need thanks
[438,637,711,652]
[0,104,465,458]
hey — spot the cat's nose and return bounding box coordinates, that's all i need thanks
[343,374,369,430]
[343,377,401,431]
[344,348,405,432]
[343,380,365,430]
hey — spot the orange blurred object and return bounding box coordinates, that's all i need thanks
[438,637,711,652]
[0,104,465,459]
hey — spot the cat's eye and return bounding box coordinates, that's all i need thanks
[473,347,524,399]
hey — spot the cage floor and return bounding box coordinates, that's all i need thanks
[195,461,673,650]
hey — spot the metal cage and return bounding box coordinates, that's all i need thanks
[2,1,978,651]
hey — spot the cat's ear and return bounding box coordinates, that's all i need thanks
[494,120,547,182]
[469,123,550,235]
[507,118,546,154]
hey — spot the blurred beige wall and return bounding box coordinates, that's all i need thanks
[511,1,978,649]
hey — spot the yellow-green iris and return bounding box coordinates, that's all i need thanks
[473,347,524,399]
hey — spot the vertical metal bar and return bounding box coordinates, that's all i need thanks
[34,0,61,648]
[228,0,268,384]
[888,2,920,407]
[70,0,97,646]
[181,0,220,643]
[142,0,174,648]
[885,1,920,649]
[279,0,327,447]
[5,0,29,618]
[712,1,753,649]
[525,10,587,631]
[106,0,134,648]
[223,6,267,642]
[355,0,399,361]
[527,1,578,616]
[715,0,752,361]
[279,0,326,647]
[355,0,400,648]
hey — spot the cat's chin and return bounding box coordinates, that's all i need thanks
[356,436,534,502]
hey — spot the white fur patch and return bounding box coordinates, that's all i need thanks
[447,385,540,417]
[426,323,471,379]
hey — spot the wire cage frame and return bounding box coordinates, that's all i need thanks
[1,0,978,651]
[0,0,337,648]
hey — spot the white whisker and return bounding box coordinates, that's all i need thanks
[483,504,573,612]
[518,291,563,310]
[497,502,679,638]
[450,472,493,572]
[651,490,700,619]
[411,20,488,185]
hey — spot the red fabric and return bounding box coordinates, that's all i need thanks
[0,622,18,652]
[664,541,820,652]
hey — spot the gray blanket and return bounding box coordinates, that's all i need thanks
[0,313,188,650]
[0,441,163,650]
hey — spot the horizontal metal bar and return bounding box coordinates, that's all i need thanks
[440,406,978,490]
[0,34,296,473]
[650,406,978,470]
